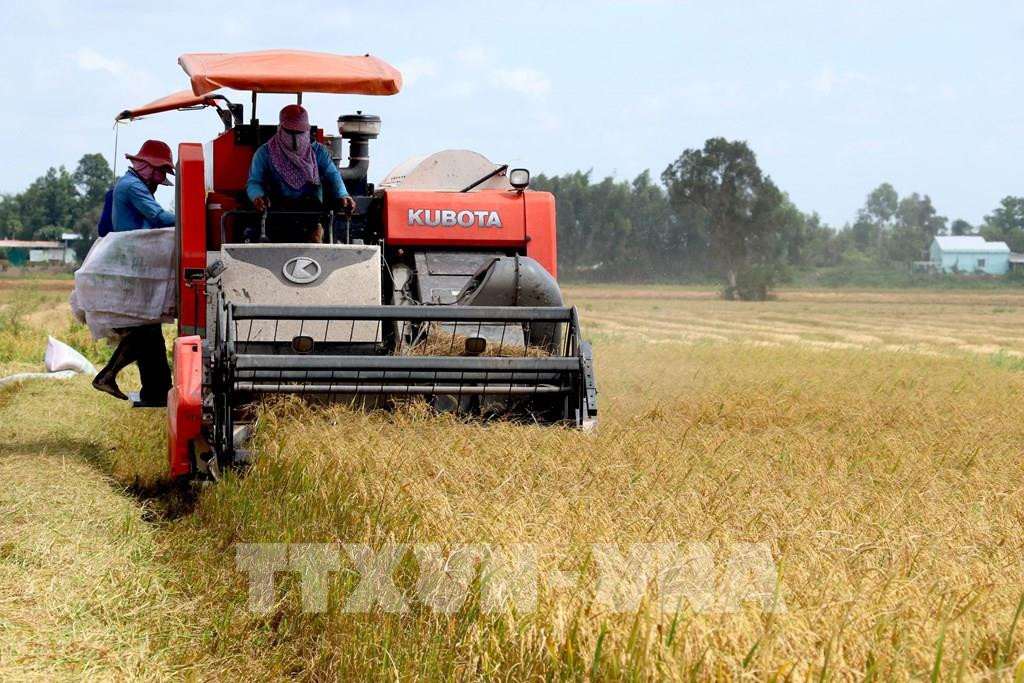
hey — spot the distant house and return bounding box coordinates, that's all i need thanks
[928,236,1010,275]
[0,239,78,266]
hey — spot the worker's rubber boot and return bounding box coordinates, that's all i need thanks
[136,325,171,407]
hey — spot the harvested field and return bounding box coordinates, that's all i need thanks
[569,285,1024,358]
[2,280,1024,680]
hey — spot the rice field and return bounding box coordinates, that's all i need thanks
[573,286,1024,358]
[2,279,1024,680]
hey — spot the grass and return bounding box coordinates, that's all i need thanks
[2,280,1024,679]
[0,280,110,368]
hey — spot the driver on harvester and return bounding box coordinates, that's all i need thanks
[245,104,356,242]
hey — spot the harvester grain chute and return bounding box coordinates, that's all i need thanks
[117,50,597,480]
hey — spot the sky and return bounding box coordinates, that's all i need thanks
[0,0,1021,227]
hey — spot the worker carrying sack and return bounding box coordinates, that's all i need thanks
[71,227,177,341]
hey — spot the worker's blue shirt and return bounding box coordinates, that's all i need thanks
[246,142,349,205]
[111,170,175,232]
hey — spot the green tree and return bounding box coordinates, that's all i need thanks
[661,138,784,298]
[887,193,946,263]
[0,153,113,255]
[981,196,1024,252]
[73,153,113,208]
[0,194,25,240]
[534,169,696,281]
[71,153,113,256]
[850,182,898,253]
[865,183,898,225]
[17,167,79,240]
[800,212,843,268]
[950,219,973,236]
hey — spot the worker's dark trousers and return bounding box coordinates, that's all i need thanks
[101,324,171,404]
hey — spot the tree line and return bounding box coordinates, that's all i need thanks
[0,154,112,259]
[2,143,1021,298]
[535,138,1024,297]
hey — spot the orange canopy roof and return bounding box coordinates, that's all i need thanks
[178,50,402,96]
[116,89,219,121]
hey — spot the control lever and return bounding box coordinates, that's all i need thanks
[258,208,269,243]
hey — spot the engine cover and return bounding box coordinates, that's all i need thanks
[211,243,382,342]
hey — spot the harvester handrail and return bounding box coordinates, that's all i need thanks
[230,304,576,323]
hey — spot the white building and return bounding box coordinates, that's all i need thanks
[0,239,78,265]
[928,236,1010,275]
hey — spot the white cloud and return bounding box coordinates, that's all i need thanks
[396,58,438,87]
[321,7,353,30]
[535,110,563,132]
[488,68,551,98]
[456,45,488,67]
[443,80,477,98]
[813,67,872,96]
[814,67,836,94]
[73,47,123,76]
[220,17,249,40]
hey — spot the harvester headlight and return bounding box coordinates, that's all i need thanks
[509,168,530,190]
[291,335,315,354]
[464,337,487,356]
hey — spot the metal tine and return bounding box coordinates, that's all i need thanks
[273,318,282,394]
[299,317,309,396]
[508,319,517,400]
[400,318,411,401]
[429,318,448,397]
[530,311,540,396]
[376,319,384,395]
[353,318,361,398]
[448,320,458,354]
[466,320,482,406]
[324,319,333,403]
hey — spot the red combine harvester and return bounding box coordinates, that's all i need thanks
[117,51,597,480]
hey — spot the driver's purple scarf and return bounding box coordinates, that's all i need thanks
[267,128,320,191]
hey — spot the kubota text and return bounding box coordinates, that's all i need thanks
[408,209,503,228]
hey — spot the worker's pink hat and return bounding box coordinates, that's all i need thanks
[125,140,175,173]
[279,104,310,132]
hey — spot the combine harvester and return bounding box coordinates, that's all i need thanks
[117,51,597,480]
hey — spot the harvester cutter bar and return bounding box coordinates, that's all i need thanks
[215,301,594,426]
[235,384,565,395]
[232,370,564,382]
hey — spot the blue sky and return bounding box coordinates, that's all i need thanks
[1,0,1021,227]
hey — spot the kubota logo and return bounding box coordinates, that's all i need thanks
[408,209,503,229]
[282,257,322,285]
